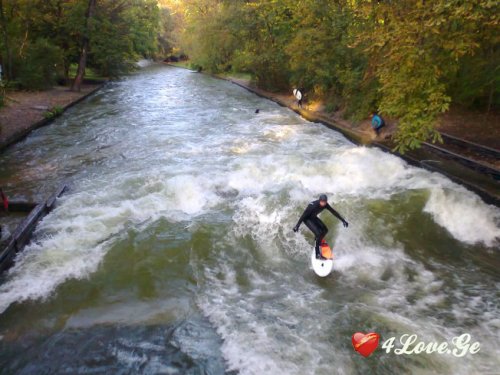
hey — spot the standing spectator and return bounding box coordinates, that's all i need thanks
[371,112,385,136]
[293,88,303,108]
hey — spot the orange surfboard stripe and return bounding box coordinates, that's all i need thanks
[321,244,333,259]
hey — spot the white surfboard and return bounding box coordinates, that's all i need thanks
[311,242,334,277]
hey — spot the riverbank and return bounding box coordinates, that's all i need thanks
[166,63,499,206]
[0,83,104,153]
[219,75,500,163]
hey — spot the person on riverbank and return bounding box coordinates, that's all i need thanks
[371,112,385,136]
[293,194,348,259]
[293,88,303,108]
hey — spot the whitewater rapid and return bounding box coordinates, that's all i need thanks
[0,65,498,374]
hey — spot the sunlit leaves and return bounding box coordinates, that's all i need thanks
[356,0,497,151]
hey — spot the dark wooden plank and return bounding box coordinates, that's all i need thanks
[4,201,38,213]
[0,183,70,273]
[46,183,68,210]
[0,239,16,272]
[0,203,46,270]
[422,142,500,180]
[440,132,500,159]
[12,203,46,251]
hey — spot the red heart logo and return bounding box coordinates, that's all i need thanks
[352,332,380,357]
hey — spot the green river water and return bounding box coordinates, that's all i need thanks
[0,65,499,375]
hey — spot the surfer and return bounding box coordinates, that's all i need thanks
[293,194,348,259]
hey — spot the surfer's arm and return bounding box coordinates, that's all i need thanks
[295,203,314,228]
[326,204,348,227]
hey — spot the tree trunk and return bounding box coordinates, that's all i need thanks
[0,0,12,80]
[64,60,69,81]
[486,83,494,113]
[72,0,96,91]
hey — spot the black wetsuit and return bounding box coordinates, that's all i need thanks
[295,200,347,257]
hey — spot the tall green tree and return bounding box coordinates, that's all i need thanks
[0,0,12,79]
[354,0,499,151]
[157,1,185,57]
[181,0,240,73]
[286,0,376,118]
[85,0,159,77]
[0,0,160,90]
[231,0,293,90]
[72,0,96,91]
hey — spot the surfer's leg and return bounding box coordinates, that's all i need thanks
[305,218,324,259]
[316,219,328,243]
[316,219,329,259]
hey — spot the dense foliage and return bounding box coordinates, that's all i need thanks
[1,0,497,150]
[172,0,499,152]
[0,0,160,91]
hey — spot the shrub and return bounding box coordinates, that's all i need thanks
[18,39,64,90]
[43,105,64,119]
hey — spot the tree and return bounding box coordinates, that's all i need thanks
[0,0,160,90]
[87,0,159,77]
[354,0,499,152]
[18,38,63,89]
[231,0,293,90]
[181,0,241,73]
[0,0,12,80]
[285,0,376,118]
[72,0,96,91]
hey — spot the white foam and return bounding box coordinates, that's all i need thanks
[0,226,10,241]
[0,171,221,314]
[424,187,500,247]
[197,264,333,375]
[225,136,500,250]
[205,179,499,374]
[136,59,154,68]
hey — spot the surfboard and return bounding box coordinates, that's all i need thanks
[311,241,334,277]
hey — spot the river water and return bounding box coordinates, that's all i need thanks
[0,65,499,374]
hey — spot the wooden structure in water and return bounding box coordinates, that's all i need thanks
[0,183,68,273]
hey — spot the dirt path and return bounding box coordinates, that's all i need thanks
[437,107,500,150]
[0,84,102,151]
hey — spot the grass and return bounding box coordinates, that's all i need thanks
[43,105,64,119]
[68,64,108,81]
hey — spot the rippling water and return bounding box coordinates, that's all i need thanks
[0,65,499,374]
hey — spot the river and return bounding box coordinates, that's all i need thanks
[0,65,499,375]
